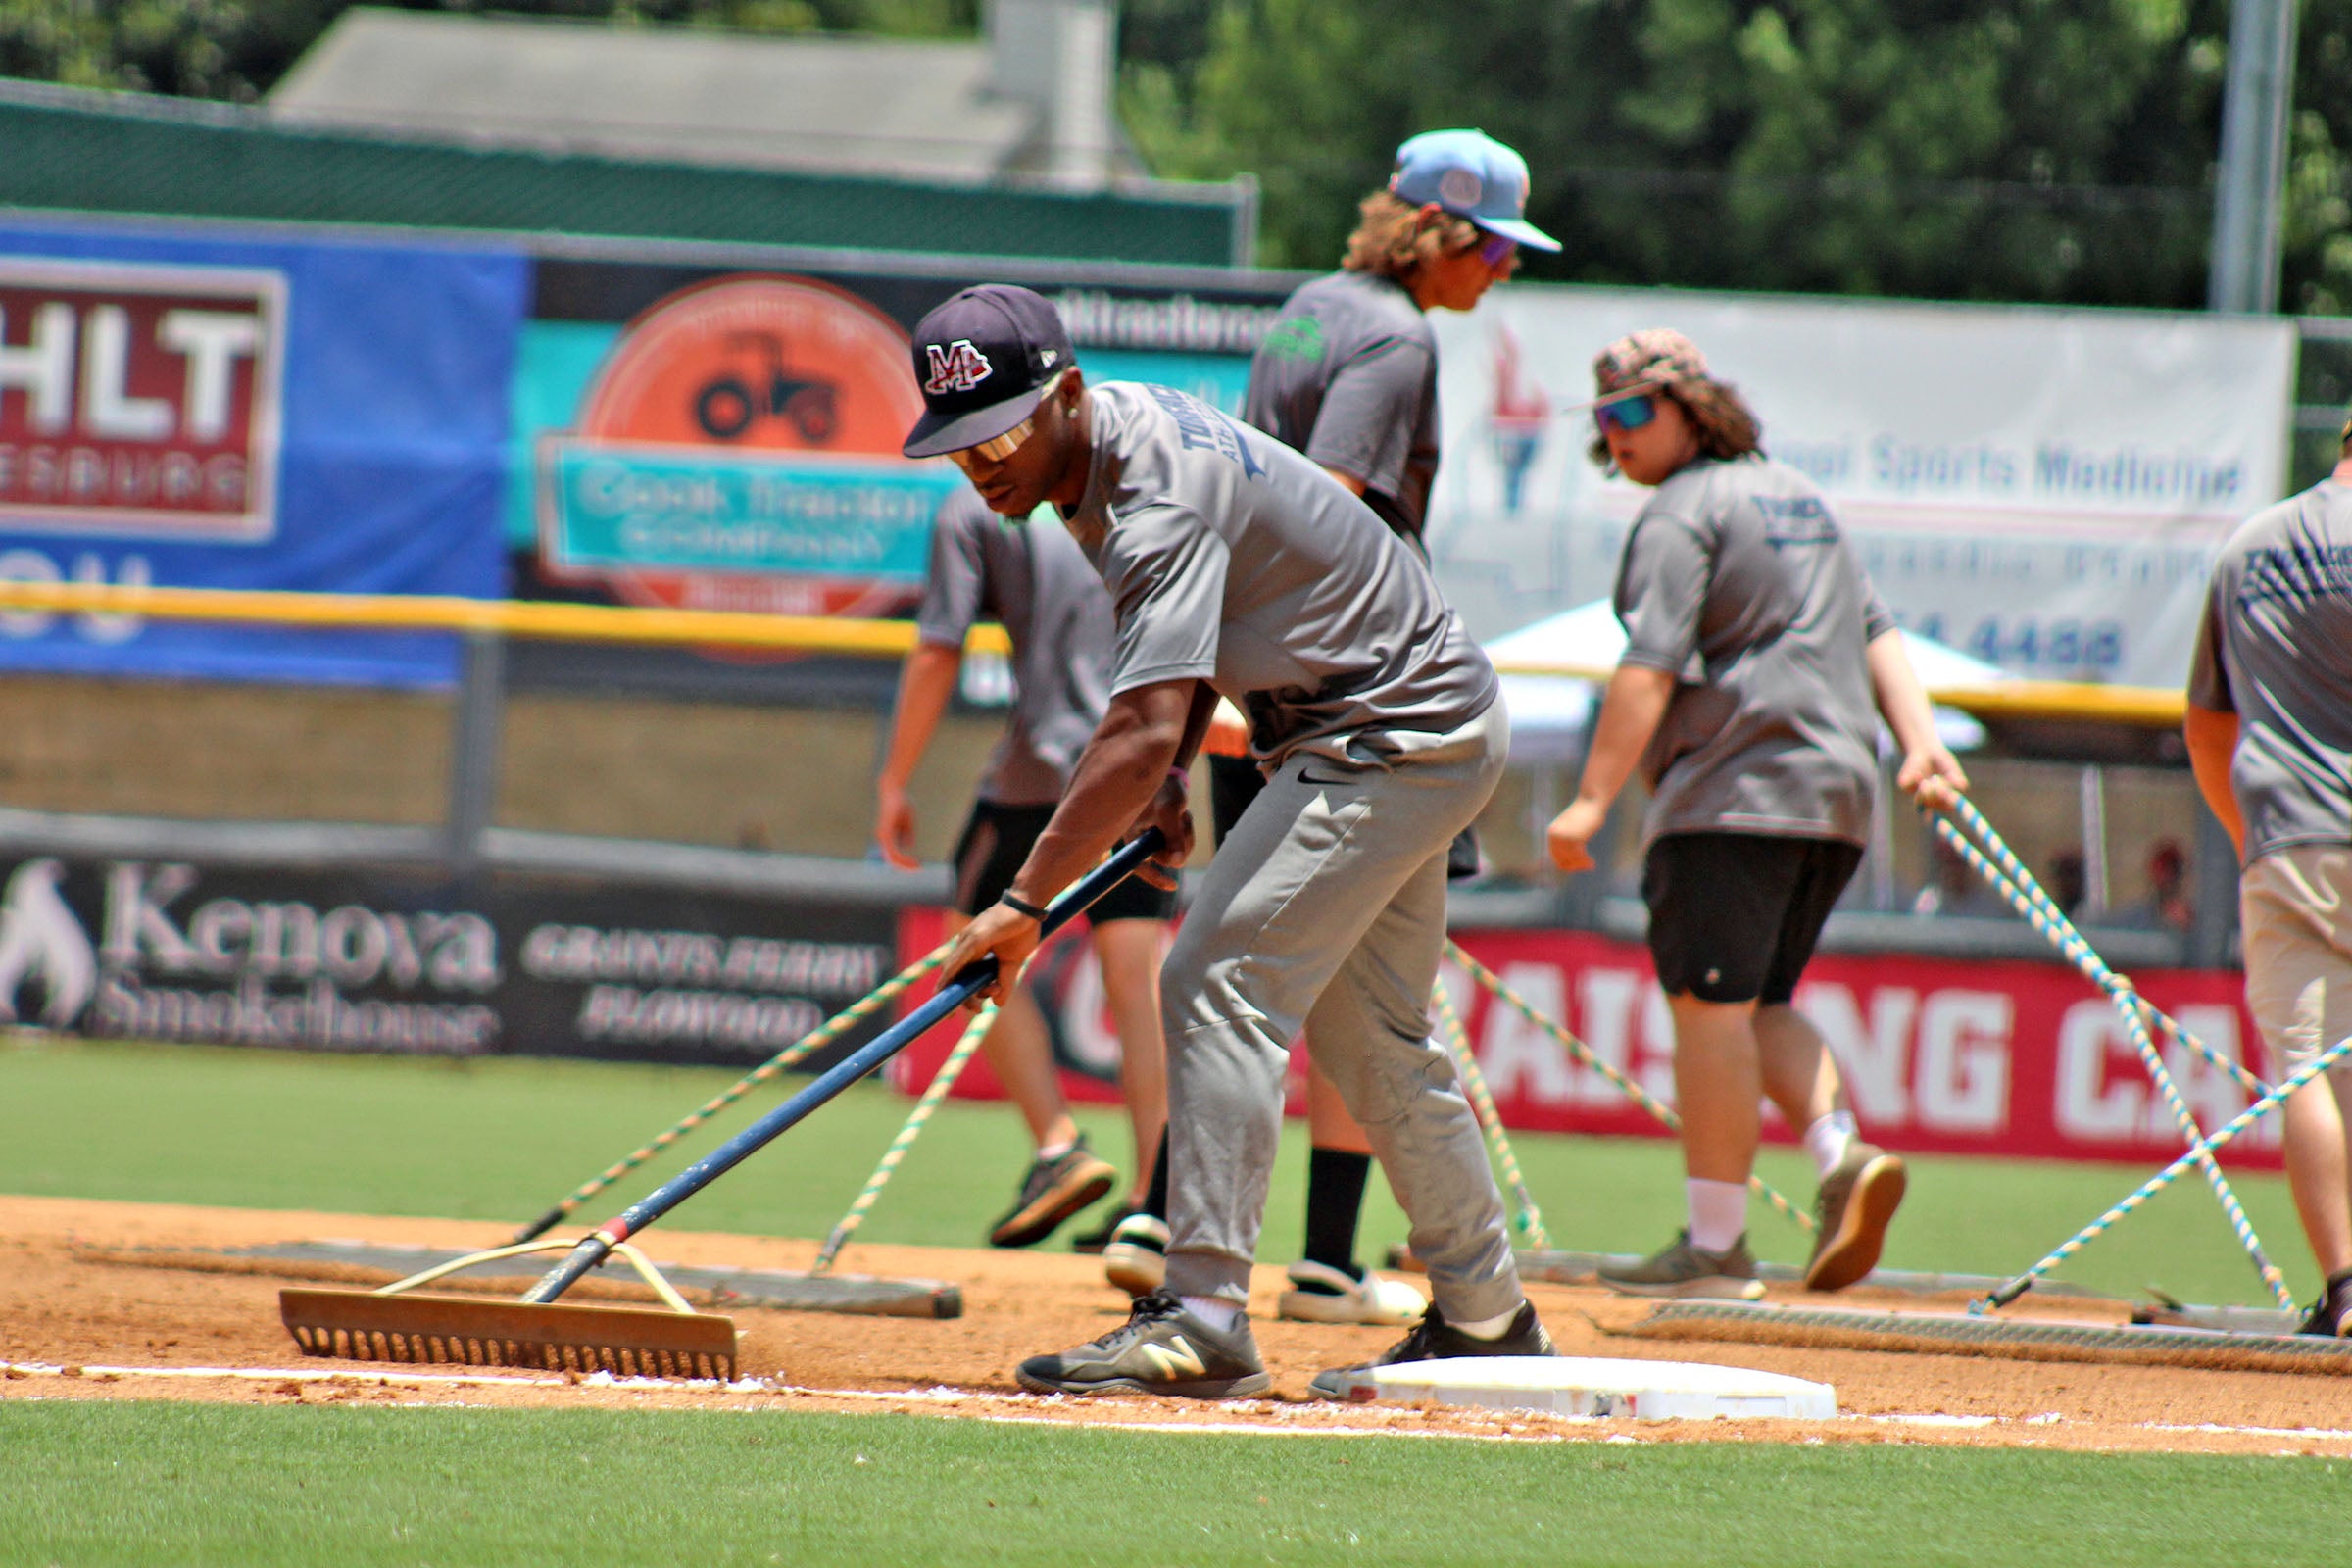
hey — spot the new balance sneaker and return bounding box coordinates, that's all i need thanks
[1277,1259,1427,1326]
[2299,1270,2352,1338]
[1102,1212,1168,1297]
[987,1135,1116,1249]
[1803,1143,1908,1292]
[1307,1298,1553,1401]
[1597,1230,1767,1300]
[1016,1290,1270,1398]
[1067,1203,1139,1255]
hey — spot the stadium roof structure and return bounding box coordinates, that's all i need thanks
[267,5,1142,187]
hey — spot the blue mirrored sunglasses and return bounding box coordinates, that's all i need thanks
[1479,231,1518,268]
[1594,393,1658,434]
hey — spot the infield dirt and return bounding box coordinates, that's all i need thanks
[3,1195,2346,1457]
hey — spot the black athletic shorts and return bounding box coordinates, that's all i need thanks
[1207,752,1482,879]
[1642,832,1863,1005]
[951,800,1177,924]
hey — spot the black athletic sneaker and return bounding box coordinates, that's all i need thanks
[1306,1298,1553,1401]
[2299,1270,2352,1338]
[1016,1290,1271,1398]
[1068,1203,1139,1255]
[988,1134,1116,1249]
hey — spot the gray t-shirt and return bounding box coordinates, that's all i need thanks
[1614,455,1895,848]
[1059,381,1495,766]
[2186,478,2352,865]
[1242,270,1439,544]
[915,485,1113,806]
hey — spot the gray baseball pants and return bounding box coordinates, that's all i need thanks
[1159,697,1522,1322]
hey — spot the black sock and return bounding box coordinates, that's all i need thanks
[1141,1127,1170,1221]
[1303,1147,1373,1276]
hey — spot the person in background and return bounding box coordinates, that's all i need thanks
[2114,839,2193,934]
[1228,127,1560,1326]
[1546,328,1966,1299]
[2183,410,2352,1337]
[875,481,1173,1256]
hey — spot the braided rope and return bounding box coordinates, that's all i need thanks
[1433,973,1550,1250]
[1445,941,1815,1235]
[811,1001,1000,1274]
[511,939,953,1243]
[1936,793,2265,1095]
[1982,1032,2352,1310]
[1929,803,2291,1308]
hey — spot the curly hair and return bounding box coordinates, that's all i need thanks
[1341,190,1519,284]
[1586,377,1765,470]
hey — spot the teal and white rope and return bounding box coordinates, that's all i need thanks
[1433,973,1550,1250]
[1982,1032,2352,1310]
[1446,941,1814,1235]
[811,1002,999,1275]
[1931,798,2291,1309]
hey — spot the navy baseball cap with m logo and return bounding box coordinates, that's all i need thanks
[902,284,1076,459]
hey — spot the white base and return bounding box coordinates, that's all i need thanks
[1367,1355,1837,1421]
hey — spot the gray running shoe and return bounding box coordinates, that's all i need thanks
[1597,1230,1766,1300]
[1307,1298,1553,1401]
[1016,1290,1270,1398]
[1804,1143,1907,1292]
[988,1133,1116,1249]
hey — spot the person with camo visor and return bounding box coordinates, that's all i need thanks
[907,283,1551,1398]
[1546,329,1965,1299]
[1222,127,1558,1329]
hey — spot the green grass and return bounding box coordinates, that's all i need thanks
[0,1035,2318,1305]
[1,1401,2346,1568]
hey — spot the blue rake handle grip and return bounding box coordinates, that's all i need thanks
[522,829,1167,1306]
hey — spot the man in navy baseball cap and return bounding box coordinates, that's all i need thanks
[1389,128,1561,254]
[903,284,1076,460]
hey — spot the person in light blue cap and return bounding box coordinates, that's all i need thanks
[1199,128,1558,1330]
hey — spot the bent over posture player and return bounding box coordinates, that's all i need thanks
[1546,330,1964,1298]
[907,283,1551,1398]
[2183,414,2352,1338]
[874,481,1173,1252]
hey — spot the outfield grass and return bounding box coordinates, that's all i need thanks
[1,1400,2346,1568]
[0,1035,2317,1306]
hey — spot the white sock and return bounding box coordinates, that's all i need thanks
[1686,1178,1749,1254]
[1803,1110,1858,1178]
[1448,1304,1524,1340]
[1178,1295,1244,1331]
[1036,1137,1075,1161]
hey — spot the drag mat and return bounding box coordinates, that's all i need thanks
[5,1196,2351,1457]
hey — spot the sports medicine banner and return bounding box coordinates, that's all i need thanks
[0,221,527,686]
[1427,291,2296,687]
[890,909,2283,1173]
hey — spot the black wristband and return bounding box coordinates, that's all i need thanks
[999,891,1047,921]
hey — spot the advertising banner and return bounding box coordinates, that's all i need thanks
[0,851,895,1067]
[0,221,528,686]
[1426,291,2297,687]
[890,909,2281,1173]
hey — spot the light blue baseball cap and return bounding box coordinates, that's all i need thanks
[1389,128,1561,252]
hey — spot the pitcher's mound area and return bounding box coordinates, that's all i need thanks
[3,1195,2347,1457]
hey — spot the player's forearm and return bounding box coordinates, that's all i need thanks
[2183,704,2245,857]
[1009,680,1195,906]
[877,643,962,790]
[1173,680,1222,769]
[1571,663,1677,809]
[1866,630,1940,759]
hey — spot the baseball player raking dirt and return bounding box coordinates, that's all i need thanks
[906,283,1553,1398]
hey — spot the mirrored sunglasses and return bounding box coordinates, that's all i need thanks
[1594,393,1658,434]
[1479,231,1518,268]
[943,374,1069,473]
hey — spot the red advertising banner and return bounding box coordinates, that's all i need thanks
[891,910,2281,1171]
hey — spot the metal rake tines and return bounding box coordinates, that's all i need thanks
[287,1317,735,1380]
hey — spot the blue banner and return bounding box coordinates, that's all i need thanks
[0,220,527,687]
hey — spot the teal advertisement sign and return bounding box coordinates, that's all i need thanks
[539,440,959,580]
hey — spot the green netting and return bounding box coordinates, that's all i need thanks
[0,88,1242,267]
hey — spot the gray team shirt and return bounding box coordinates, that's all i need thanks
[1058,381,1495,765]
[1242,270,1439,543]
[2186,479,2352,865]
[915,485,1113,807]
[1614,455,1895,848]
